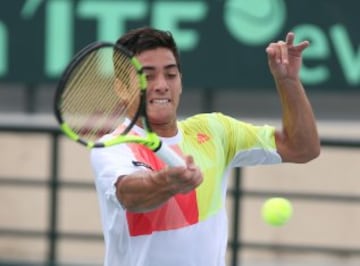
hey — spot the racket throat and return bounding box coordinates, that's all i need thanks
[146,132,162,152]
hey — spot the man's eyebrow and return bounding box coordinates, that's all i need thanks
[164,64,178,70]
[142,64,178,71]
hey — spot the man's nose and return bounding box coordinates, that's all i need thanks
[153,75,169,92]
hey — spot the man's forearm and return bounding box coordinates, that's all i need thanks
[115,171,174,213]
[275,77,320,162]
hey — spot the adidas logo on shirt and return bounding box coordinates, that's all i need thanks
[197,133,210,144]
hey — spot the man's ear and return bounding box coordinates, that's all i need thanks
[114,77,137,99]
[180,73,183,94]
[113,77,140,119]
[114,78,122,97]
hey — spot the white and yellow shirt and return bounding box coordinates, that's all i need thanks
[91,112,282,266]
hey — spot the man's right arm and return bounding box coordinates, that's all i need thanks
[115,155,203,213]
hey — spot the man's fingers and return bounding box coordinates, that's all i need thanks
[266,32,310,64]
[278,41,288,64]
[185,155,194,165]
[185,155,198,170]
[286,32,295,46]
[295,40,310,53]
[266,41,288,64]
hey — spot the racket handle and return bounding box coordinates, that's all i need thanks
[155,142,186,167]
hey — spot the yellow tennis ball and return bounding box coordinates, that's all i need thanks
[261,197,293,226]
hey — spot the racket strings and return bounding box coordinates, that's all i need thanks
[60,46,141,142]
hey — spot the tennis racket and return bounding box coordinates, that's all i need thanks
[54,41,185,167]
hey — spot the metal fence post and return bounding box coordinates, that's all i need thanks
[47,133,60,266]
[231,167,242,266]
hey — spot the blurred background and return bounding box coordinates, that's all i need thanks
[0,0,359,265]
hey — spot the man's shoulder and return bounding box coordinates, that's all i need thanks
[179,112,245,128]
[178,112,235,138]
[180,112,226,123]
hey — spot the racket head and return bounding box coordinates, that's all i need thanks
[54,42,147,148]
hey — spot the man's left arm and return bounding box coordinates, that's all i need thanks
[266,32,320,163]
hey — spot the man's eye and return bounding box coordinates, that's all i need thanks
[167,73,177,78]
[145,74,154,81]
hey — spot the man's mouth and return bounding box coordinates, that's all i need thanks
[150,99,170,104]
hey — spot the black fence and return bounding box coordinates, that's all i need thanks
[0,123,360,266]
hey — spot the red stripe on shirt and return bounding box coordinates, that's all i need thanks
[126,144,199,236]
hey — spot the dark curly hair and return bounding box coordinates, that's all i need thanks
[116,26,182,73]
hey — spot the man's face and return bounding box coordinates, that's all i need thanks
[136,47,182,126]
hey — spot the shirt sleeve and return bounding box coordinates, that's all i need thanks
[212,113,282,167]
[91,143,136,209]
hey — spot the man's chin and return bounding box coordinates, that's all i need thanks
[147,115,174,125]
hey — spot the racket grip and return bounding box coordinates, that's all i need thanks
[155,142,186,167]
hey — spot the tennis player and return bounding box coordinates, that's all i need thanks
[91,26,320,266]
